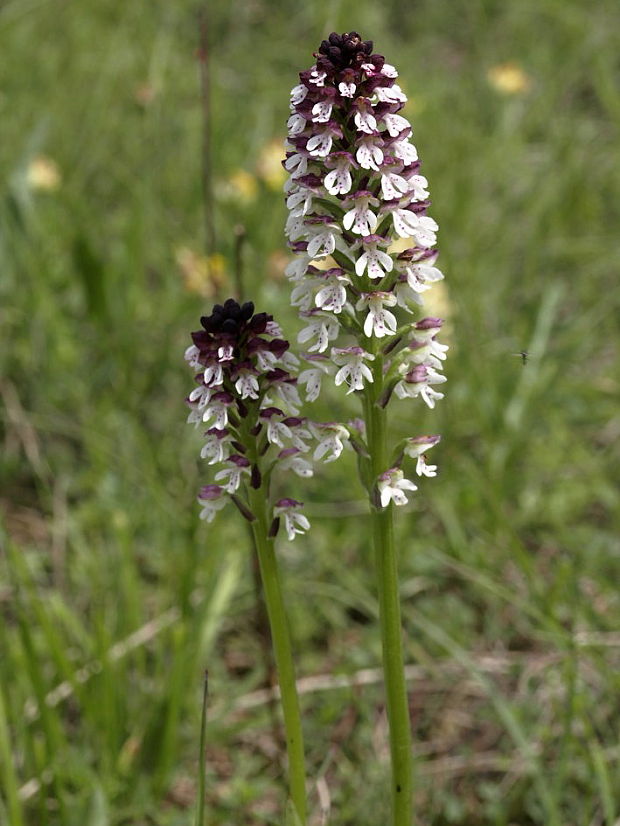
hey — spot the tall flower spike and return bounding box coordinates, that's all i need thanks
[284,32,447,500]
[284,34,448,826]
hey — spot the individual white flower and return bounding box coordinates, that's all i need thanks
[290,84,308,106]
[381,62,398,78]
[309,67,327,86]
[309,422,350,463]
[189,383,212,409]
[404,435,441,477]
[291,277,319,311]
[332,346,375,393]
[184,344,201,369]
[234,368,260,399]
[377,468,418,507]
[416,455,437,477]
[397,251,444,294]
[284,151,309,179]
[200,428,231,464]
[339,80,356,97]
[306,122,342,158]
[343,191,380,236]
[298,354,332,402]
[217,344,234,362]
[298,312,339,353]
[266,417,293,448]
[203,362,224,386]
[394,364,447,409]
[214,457,251,493]
[357,291,398,338]
[267,377,302,415]
[354,100,377,134]
[324,151,356,195]
[382,112,411,138]
[391,139,418,167]
[355,136,384,171]
[305,218,340,259]
[389,209,438,247]
[274,498,311,541]
[403,434,442,459]
[314,269,351,314]
[285,253,312,282]
[197,486,228,522]
[202,392,234,429]
[380,169,410,201]
[393,276,424,310]
[355,236,394,280]
[287,113,307,137]
[286,188,314,217]
[312,100,333,122]
[374,84,407,104]
[406,174,430,202]
[278,448,313,477]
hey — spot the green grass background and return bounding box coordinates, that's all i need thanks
[1,0,619,823]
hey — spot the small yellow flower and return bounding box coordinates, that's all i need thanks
[134,83,157,106]
[27,156,61,191]
[218,169,258,204]
[175,247,227,296]
[267,250,289,281]
[424,280,453,342]
[256,138,286,191]
[487,62,531,95]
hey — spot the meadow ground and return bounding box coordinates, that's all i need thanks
[1,0,619,823]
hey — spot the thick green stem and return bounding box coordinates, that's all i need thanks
[365,353,414,826]
[247,486,307,824]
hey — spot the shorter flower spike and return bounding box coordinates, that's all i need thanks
[186,298,349,539]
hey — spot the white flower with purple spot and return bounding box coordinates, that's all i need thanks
[274,499,311,541]
[355,236,394,280]
[298,312,339,353]
[309,422,350,463]
[324,152,356,196]
[357,291,398,338]
[298,354,332,402]
[214,455,251,493]
[377,468,418,507]
[343,191,380,237]
[198,485,228,522]
[315,268,351,314]
[332,346,375,393]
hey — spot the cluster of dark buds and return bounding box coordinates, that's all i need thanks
[284,31,446,507]
[185,298,349,538]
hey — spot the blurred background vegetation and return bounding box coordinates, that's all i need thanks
[1,0,619,823]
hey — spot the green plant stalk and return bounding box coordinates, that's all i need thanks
[195,670,209,826]
[365,350,413,826]
[247,485,307,824]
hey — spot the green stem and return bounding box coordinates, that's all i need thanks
[365,352,414,826]
[247,486,307,824]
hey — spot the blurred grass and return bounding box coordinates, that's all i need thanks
[1,0,619,823]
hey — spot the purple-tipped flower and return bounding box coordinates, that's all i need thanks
[284,33,447,505]
[186,298,349,534]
